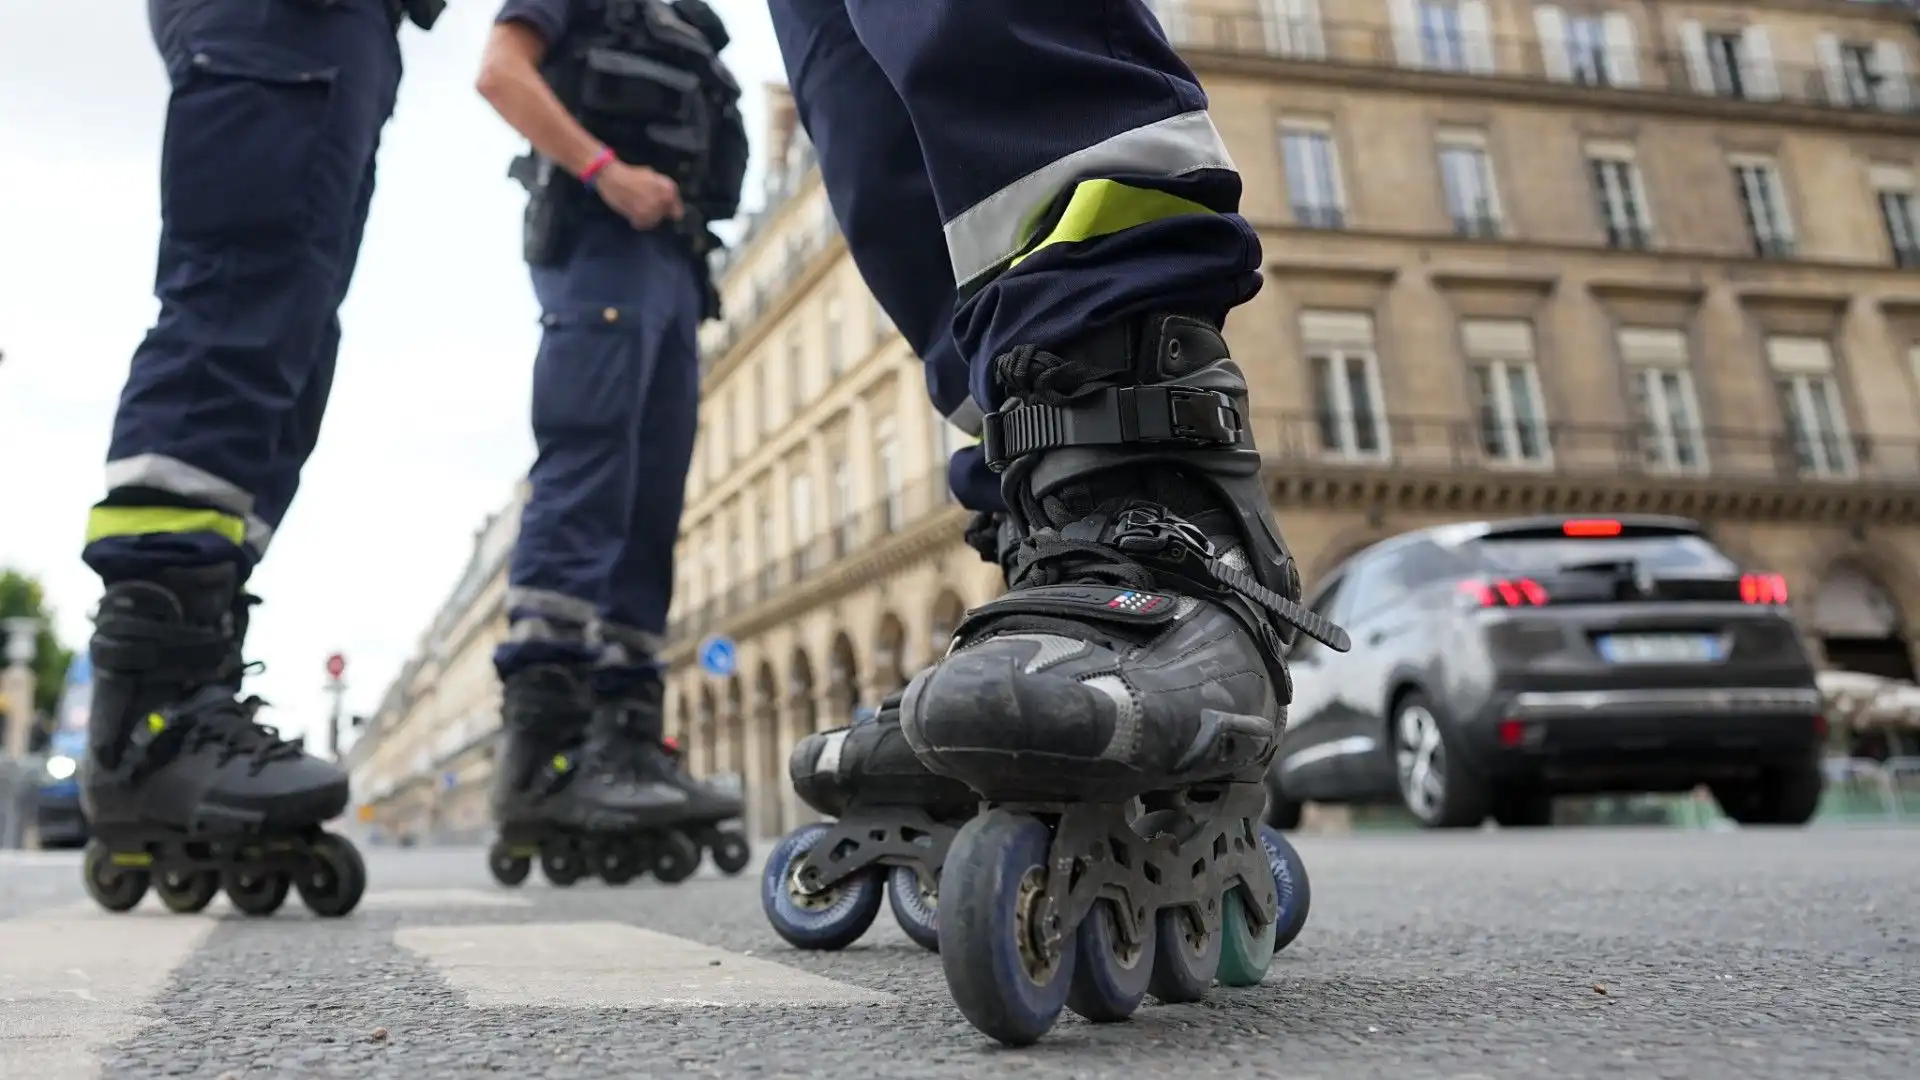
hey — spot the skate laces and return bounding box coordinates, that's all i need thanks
[175,683,306,772]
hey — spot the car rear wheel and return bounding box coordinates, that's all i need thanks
[1710,761,1824,826]
[1392,693,1490,829]
[1264,771,1304,831]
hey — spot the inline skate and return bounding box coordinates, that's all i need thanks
[658,735,753,877]
[761,687,980,951]
[900,314,1347,1044]
[599,678,749,884]
[79,564,366,918]
[488,665,695,887]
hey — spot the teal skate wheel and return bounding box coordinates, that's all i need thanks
[1065,898,1156,1022]
[886,864,940,952]
[1216,888,1276,988]
[155,869,220,915]
[82,841,149,913]
[1146,903,1222,1004]
[1262,826,1312,952]
[761,823,883,950]
[937,809,1077,1047]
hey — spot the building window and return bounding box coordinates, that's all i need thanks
[705,410,726,481]
[1300,311,1387,459]
[1437,130,1501,238]
[1463,319,1549,465]
[1767,338,1855,479]
[787,330,807,414]
[1618,329,1706,474]
[1822,37,1914,112]
[757,503,777,594]
[1260,0,1326,58]
[1281,122,1346,228]
[1732,157,1795,258]
[1587,142,1653,250]
[726,514,744,604]
[1536,8,1639,88]
[829,456,854,555]
[1145,0,1189,45]
[789,472,813,575]
[824,295,845,379]
[1682,24,1777,101]
[1873,165,1920,268]
[874,419,903,532]
[1389,0,1492,74]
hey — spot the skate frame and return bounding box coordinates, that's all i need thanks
[794,805,960,895]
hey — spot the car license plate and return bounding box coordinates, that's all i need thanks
[1597,634,1726,664]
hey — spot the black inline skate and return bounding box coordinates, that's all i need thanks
[761,686,980,952]
[489,664,685,887]
[600,678,750,883]
[79,564,366,918]
[899,314,1345,1044]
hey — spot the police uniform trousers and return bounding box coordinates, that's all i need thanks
[494,223,703,681]
[84,0,401,581]
[766,0,1264,515]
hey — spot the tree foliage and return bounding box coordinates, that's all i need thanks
[0,569,79,716]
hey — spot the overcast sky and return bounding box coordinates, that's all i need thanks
[0,1,787,750]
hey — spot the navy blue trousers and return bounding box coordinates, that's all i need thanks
[85,0,400,582]
[493,224,704,688]
[766,0,1263,515]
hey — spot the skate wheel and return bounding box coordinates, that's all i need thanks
[155,869,221,915]
[709,831,751,876]
[540,847,584,887]
[224,870,291,916]
[488,841,531,887]
[593,842,643,886]
[759,823,882,951]
[1146,904,1222,1004]
[937,809,1077,1047]
[1066,899,1156,1022]
[1263,826,1312,953]
[82,840,150,913]
[1216,887,1276,988]
[886,864,940,952]
[296,833,367,918]
[651,831,701,885]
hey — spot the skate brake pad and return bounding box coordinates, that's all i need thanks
[963,585,1180,628]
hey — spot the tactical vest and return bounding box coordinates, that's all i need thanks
[539,0,747,221]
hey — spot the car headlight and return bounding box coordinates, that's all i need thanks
[45,755,76,781]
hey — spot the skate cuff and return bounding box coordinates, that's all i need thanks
[956,585,1180,638]
[980,385,1241,472]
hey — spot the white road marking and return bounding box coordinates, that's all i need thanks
[0,907,217,1080]
[395,920,894,1009]
[356,888,533,911]
[0,850,83,868]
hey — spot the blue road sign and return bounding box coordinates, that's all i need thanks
[442,772,458,792]
[698,635,738,678]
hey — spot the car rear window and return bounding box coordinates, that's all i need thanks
[1470,535,1738,576]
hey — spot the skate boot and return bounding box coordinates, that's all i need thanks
[79,563,366,918]
[762,510,1013,953]
[487,664,689,887]
[762,687,981,952]
[596,677,749,885]
[899,314,1346,1044]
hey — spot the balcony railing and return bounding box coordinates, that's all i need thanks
[668,469,959,644]
[1451,213,1502,239]
[1165,14,1920,116]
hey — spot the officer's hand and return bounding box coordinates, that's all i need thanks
[597,162,684,231]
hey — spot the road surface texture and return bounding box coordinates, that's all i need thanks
[1,828,1913,1079]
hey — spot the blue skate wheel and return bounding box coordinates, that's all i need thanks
[1065,899,1156,1022]
[886,864,940,952]
[761,823,883,950]
[1263,825,1312,952]
[936,809,1077,1047]
[1146,903,1222,1004]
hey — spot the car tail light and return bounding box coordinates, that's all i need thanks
[1460,577,1550,607]
[663,735,681,752]
[1497,718,1530,747]
[1739,573,1789,606]
[1562,518,1623,538]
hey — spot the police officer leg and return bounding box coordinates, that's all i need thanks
[76,0,400,916]
[819,5,1338,1032]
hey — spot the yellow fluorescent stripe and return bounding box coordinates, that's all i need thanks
[86,506,247,546]
[1008,179,1216,272]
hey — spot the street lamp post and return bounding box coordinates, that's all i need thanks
[2,617,42,760]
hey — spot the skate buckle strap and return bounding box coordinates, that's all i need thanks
[980,385,1241,472]
[957,584,1181,637]
[1111,507,1352,653]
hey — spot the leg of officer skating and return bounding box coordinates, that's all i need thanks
[791,0,1348,1040]
[489,229,704,889]
[767,0,1000,517]
[76,0,401,919]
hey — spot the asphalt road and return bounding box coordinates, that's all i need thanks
[1,827,1914,1080]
